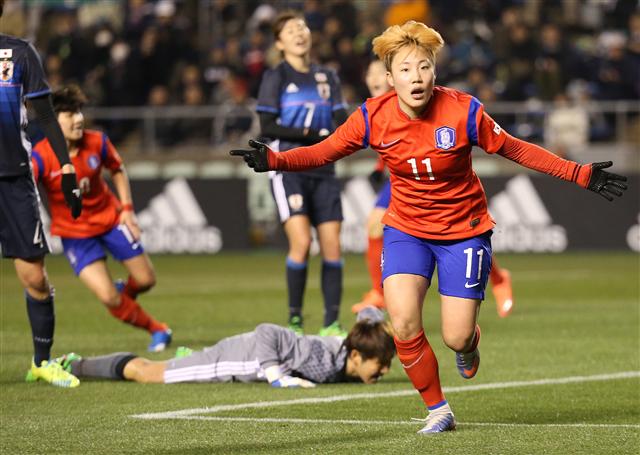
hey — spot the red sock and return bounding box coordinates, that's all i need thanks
[465,325,481,353]
[123,275,140,299]
[395,329,446,409]
[489,257,503,286]
[367,236,384,293]
[108,293,166,334]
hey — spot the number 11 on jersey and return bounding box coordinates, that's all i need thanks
[407,157,435,181]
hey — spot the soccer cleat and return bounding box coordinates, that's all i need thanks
[287,316,304,335]
[491,268,514,318]
[417,404,456,434]
[318,321,347,338]
[350,289,385,314]
[148,328,172,352]
[175,346,193,359]
[456,326,481,379]
[52,352,82,372]
[25,358,80,388]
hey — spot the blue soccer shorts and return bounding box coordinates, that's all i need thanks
[374,180,391,209]
[381,225,493,300]
[0,175,49,259]
[61,224,144,275]
[270,172,343,226]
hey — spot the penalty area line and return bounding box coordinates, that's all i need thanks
[167,415,640,429]
[130,370,640,420]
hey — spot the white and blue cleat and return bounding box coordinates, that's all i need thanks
[416,405,456,434]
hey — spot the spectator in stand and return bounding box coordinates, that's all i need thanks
[222,78,255,143]
[534,24,570,101]
[147,84,178,148]
[203,45,232,100]
[544,92,589,160]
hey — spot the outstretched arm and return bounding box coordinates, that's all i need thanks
[231,108,366,172]
[497,133,627,201]
[475,104,628,201]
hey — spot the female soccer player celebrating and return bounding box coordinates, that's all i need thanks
[232,21,627,433]
[256,11,349,337]
[352,59,515,319]
[32,85,172,352]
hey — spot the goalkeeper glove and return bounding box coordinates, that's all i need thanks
[264,365,316,388]
[61,171,82,218]
[586,161,627,201]
[230,139,270,172]
[271,376,316,388]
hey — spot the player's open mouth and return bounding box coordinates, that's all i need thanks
[410,87,426,99]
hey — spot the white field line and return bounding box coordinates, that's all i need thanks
[165,415,640,429]
[131,371,640,420]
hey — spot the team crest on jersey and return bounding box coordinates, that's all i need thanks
[1,60,14,82]
[87,154,100,170]
[288,194,304,211]
[315,72,331,100]
[314,73,328,83]
[435,126,456,150]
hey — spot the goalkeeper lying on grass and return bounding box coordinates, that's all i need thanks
[55,308,395,387]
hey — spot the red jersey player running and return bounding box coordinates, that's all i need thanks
[232,22,627,434]
[353,59,514,318]
[32,85,172,352]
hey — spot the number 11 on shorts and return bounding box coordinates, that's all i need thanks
[464,247,483,280]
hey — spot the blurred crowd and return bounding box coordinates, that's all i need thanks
[1,0,638,150]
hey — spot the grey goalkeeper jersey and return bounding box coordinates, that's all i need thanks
[164,323,347,384]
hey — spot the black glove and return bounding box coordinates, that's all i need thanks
[368,169,384,186]
[61,172,82,218]
[229,139,270,172]
[586,161,628,201]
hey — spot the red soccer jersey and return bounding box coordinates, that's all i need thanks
[32,129,123,238]
[271,87,507,240]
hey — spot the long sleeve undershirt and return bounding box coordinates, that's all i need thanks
[259,108,348,145]
[31,94,71,167]
[267,130,592,188]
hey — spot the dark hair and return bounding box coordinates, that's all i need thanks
[51,84,87,113]
[344,320,395,367]
[272,10,305,41]
[0,0,4,18]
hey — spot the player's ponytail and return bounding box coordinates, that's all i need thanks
[344,320,395,367]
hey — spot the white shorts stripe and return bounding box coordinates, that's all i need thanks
[164,360,261,384]
[270,172,290,223]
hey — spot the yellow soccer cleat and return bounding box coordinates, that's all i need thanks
[25,358,80,388]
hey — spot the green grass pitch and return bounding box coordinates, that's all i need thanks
[1,252,638,454]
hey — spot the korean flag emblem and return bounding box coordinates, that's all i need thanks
[435,126,456,150]
[1,60,14,82]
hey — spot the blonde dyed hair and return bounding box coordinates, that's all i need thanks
[372,21,444,71]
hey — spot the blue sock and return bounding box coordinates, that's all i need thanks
[25,291,55,365]
[286,257,307,320]
[322,259,343,327]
